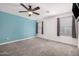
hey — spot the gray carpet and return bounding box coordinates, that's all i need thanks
[0,37,79,56]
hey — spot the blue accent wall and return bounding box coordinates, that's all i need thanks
[0,12,36,44]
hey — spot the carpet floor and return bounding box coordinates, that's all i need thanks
[0,37,79,56]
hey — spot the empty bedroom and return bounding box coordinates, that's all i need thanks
[0,3,79,56]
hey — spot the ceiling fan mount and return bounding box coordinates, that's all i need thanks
[19,3,40,16]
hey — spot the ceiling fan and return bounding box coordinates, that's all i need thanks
[19,3,40,16]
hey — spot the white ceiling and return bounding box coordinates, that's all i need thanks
[0,3,72,20]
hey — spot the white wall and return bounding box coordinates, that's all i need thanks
[37,12,78,46]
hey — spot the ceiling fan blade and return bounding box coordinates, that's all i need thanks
[29,5,32,10]
[32,7,40,11]
[19,11,27,12]
[33,12,40,15]
[20,3,28,10]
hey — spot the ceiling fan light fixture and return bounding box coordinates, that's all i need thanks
[27,11,33,15]
[19,3,40,16]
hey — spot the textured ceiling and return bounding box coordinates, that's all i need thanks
[0,3,72,20]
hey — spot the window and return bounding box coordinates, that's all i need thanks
[60,15,72,36]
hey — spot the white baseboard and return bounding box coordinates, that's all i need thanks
[37,35,78,46]
[0,36,35,45]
